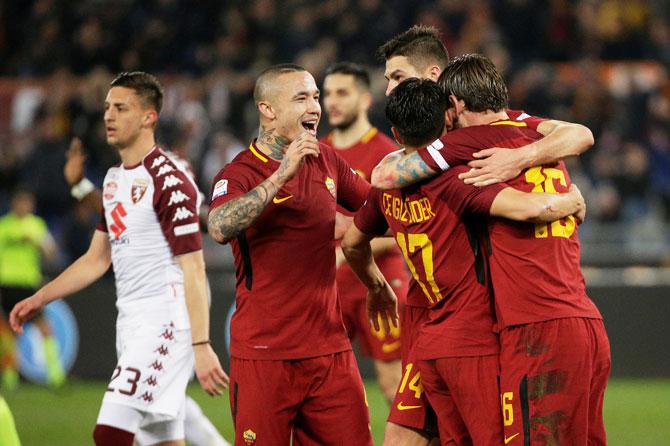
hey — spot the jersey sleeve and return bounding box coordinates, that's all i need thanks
[95,206,108,232]
[153,168,203,256]
[353,188,389,236]
[333,148,371,212]
[416,132,481,172]
[436,166,506,216]
[507,110,546,131]
[208,162,252,211]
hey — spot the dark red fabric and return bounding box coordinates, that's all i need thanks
[93,424,134,446]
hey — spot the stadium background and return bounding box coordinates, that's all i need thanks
[1,0,669,444]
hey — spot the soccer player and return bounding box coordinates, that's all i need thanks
[375,25,595,189]
[0,189,63,390]
[207,64,374,446]
[372,54,611,445]
[64,138,231,446]
[342,78,585,445]
[321,61,408,404]
[10,72,228,446]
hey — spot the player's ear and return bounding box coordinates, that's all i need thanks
[360,91,372,112]
[258,101,276,120]
[444,110,455,132]
[390,127,403,145]
[449,95,465,115]
[144,110,158,128]
[425,65,441,82]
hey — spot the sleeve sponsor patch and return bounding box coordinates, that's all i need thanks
[212,179,228,200]
[174,222,200,236]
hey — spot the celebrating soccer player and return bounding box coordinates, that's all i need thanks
[208,64,374,445]
[10,72,228,446]
[374,54,611,445]
[321,61,409,404]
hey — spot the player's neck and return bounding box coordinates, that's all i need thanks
[256,126,289,160]
[330,117,372,149]
[459,110,509,127]
[118,133,156,167]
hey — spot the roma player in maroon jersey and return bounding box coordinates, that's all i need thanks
[321,62,409,404]
[342,78,586,446]
[371,55,611,446]
[208,64,374,446]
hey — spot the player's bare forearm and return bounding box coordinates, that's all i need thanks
[519,120,594,168]
[341,225,385,290]
[371,151,437,189]
[490,185,585,223]
[178,251,210,342]
[208,175,281,244]
[370,236,397,256]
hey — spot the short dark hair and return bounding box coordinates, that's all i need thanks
[377,25,449,72]
[385,78,447,147]
[110,71,163,113]
[438,54,508,113]
[253,63,307,102]
[324,62,370,90]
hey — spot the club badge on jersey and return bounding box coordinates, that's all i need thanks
[131,178,149,203]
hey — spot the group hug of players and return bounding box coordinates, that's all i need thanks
[8,24,610,446]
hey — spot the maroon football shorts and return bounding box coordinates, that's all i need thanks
[418,355,501,445]
[499,317,610,446]
[387,305,437,435]
[338,258,407,362]
[229,350,372,446]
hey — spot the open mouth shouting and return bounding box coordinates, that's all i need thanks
[301,117,319,136]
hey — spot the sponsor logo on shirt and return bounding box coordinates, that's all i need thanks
[168,190,190,206]
[212,179,228,200]
[325,176,336,198]
[172,207,194,222]
[156,164,175,176]
[103,181,118,200]
[151,155,167,169]
[110,235,130,246]
[243,429,257,445]
[131,178,149,204]
[162,175,183,191]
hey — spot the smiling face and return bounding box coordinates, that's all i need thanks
[267,71,321,141]
[103,86,156,149]
[323,73,369,130]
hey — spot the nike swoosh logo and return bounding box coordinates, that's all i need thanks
[396,402,422,411]
[504,433,520,444]
[382,341,401,353]
[272,195,293,204]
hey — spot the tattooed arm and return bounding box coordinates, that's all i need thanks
[370,149,438,190]
[208,133,319,244]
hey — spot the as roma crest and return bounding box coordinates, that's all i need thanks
[131,178,149,203]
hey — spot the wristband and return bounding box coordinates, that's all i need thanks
[191,340,210,346]
[71,178,95,201]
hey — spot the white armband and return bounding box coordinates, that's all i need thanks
[70,178,95,201]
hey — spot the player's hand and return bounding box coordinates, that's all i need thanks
[367,281,398,333]
[276,133,320,182]
[459,147,524,186]
[9,293,46,335]
[64,137,87,186]
[193,343,229,396]
[569,183,587,224]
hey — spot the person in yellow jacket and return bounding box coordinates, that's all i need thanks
[0,394,21,445]
[0,190,62,390]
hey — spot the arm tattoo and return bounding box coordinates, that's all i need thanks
[258,126,290,161]
[375,152,436,189]
[208,177,279,243]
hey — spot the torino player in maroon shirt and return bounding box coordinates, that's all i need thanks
[208,64,373,446]
[373,55,611,446]
[343,78,585,446]
[321,62,409,404]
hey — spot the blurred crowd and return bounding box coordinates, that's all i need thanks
[0,0,669,265]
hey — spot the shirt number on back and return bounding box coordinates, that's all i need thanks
[524,166,576,239]
[396,232,443,304]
